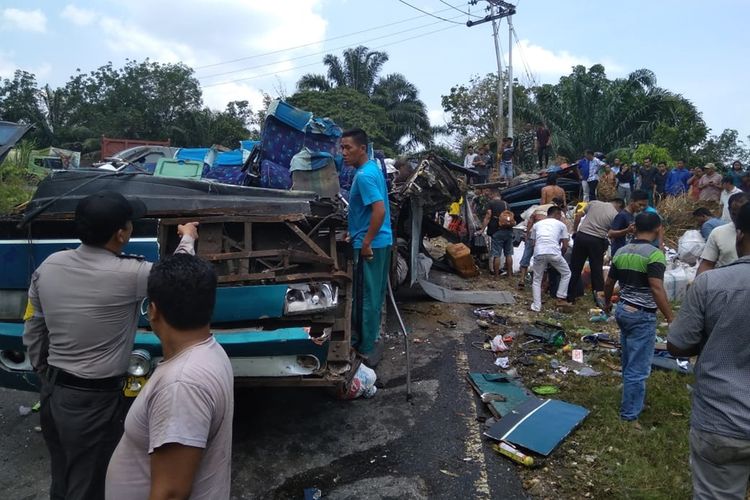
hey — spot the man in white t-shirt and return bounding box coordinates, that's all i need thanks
[697,192,749,276]
[529,205,572,312]
[720,176,742,222]
[463,145,477,170]
[106,254,234,500]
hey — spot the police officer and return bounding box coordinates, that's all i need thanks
[23,191,198,500]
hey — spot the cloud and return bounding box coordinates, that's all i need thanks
[60,5,97,27]
[99,16,198,66]
[510,39,624,81]
[0,50,51,80]
[71,0,328,110]
[1,8,47,33]
[202,82,267,113]
[428,108,448,127]
[0,51,17,78]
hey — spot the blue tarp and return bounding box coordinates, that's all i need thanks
[175,147,212,164]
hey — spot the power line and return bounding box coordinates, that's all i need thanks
[197,16,460,80]
[438,0,481,17]
[194,5,465,70]
[397,0,464,24]
[201,23,461,88]
[511,25,538,87]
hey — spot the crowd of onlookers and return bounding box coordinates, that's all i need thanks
[574,153,749,205]
[459,147,750,498]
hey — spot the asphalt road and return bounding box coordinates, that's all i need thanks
[0,289,527,499]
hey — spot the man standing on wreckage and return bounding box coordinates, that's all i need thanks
[341,128,393,368]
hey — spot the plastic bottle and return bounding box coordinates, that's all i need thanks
[492,442,534,466]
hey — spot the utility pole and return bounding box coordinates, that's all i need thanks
[491,12,504,142]
[467,1,516,162]
[507,14,514,138]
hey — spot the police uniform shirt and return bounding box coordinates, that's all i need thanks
[23,236,195,379]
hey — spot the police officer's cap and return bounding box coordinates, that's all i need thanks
[75,191,147,236]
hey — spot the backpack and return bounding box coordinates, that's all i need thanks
[499,209,516,229]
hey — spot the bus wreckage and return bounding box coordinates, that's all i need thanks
[0,106,468,395]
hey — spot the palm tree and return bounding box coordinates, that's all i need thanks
[298,46,389,95]
[371,73,431,151]
[516,65,695,160]
[296,46,432,152]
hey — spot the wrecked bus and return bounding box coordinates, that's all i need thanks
[0,103,467,396]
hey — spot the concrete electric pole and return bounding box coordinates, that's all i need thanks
[467,1,516,165]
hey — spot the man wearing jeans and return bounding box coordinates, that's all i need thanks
[604,212,674,422]
[667,203,750,499]
[578,150,604,201]
[529,206,571,312]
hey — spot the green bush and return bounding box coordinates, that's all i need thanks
[632,143,672,165]
[0,140,37,214]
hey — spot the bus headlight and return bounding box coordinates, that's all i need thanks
[284,283,338,315]
[127,349,152,377]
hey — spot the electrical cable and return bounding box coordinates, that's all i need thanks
[201,23,461,88]
[197,15,461,80]
[396,0,464,24]
[194,4,468,70]
[438,0,482,18]
[511,26,538,87]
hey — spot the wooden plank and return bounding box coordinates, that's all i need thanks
[239,221,252,274]
[217,270,349,284]
[158,214,306,225]
[197,224,223,254]
[285,221,329,259]
[202,249,333,265]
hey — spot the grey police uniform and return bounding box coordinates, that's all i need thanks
[23,236,194,500]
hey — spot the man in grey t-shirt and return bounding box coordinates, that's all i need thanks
[107,254,234,500]
[23,192,197,500]
[668,202,750,499]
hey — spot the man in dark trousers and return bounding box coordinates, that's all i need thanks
[535,122,551,169]
[23,192,198,500]
[567,199,623,305]
[668,202,750,499]
[342,128,393,366]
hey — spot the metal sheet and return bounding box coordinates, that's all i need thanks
[409,197,423,286]
[418,278,515,305]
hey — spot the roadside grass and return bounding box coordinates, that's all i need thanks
[532,370,694,499]
[0,140,38,214]
[500,290,694,499]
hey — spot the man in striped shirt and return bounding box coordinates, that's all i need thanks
[604,212,674,422]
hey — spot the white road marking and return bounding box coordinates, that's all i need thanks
[455,340,491,499]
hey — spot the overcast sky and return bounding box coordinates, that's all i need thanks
[1,0,748,142]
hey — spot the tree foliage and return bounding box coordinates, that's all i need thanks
[0,60,257,154]
[692,129,750,168]
[295,46,432,153]
[288,87,394,156]
[442,65,715,163]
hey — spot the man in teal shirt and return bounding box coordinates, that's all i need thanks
[342,128,392,365]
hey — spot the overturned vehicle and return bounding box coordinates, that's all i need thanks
[0,104,466,395]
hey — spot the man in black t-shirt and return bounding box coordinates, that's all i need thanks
[482,197,514,278]
[608,190,649,256]
[654,162,669,203]
[639,157,658,206]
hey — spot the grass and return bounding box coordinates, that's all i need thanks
[0,140,39,214]
[495,286,694,499]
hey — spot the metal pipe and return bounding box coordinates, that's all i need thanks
[387,276,412,401]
